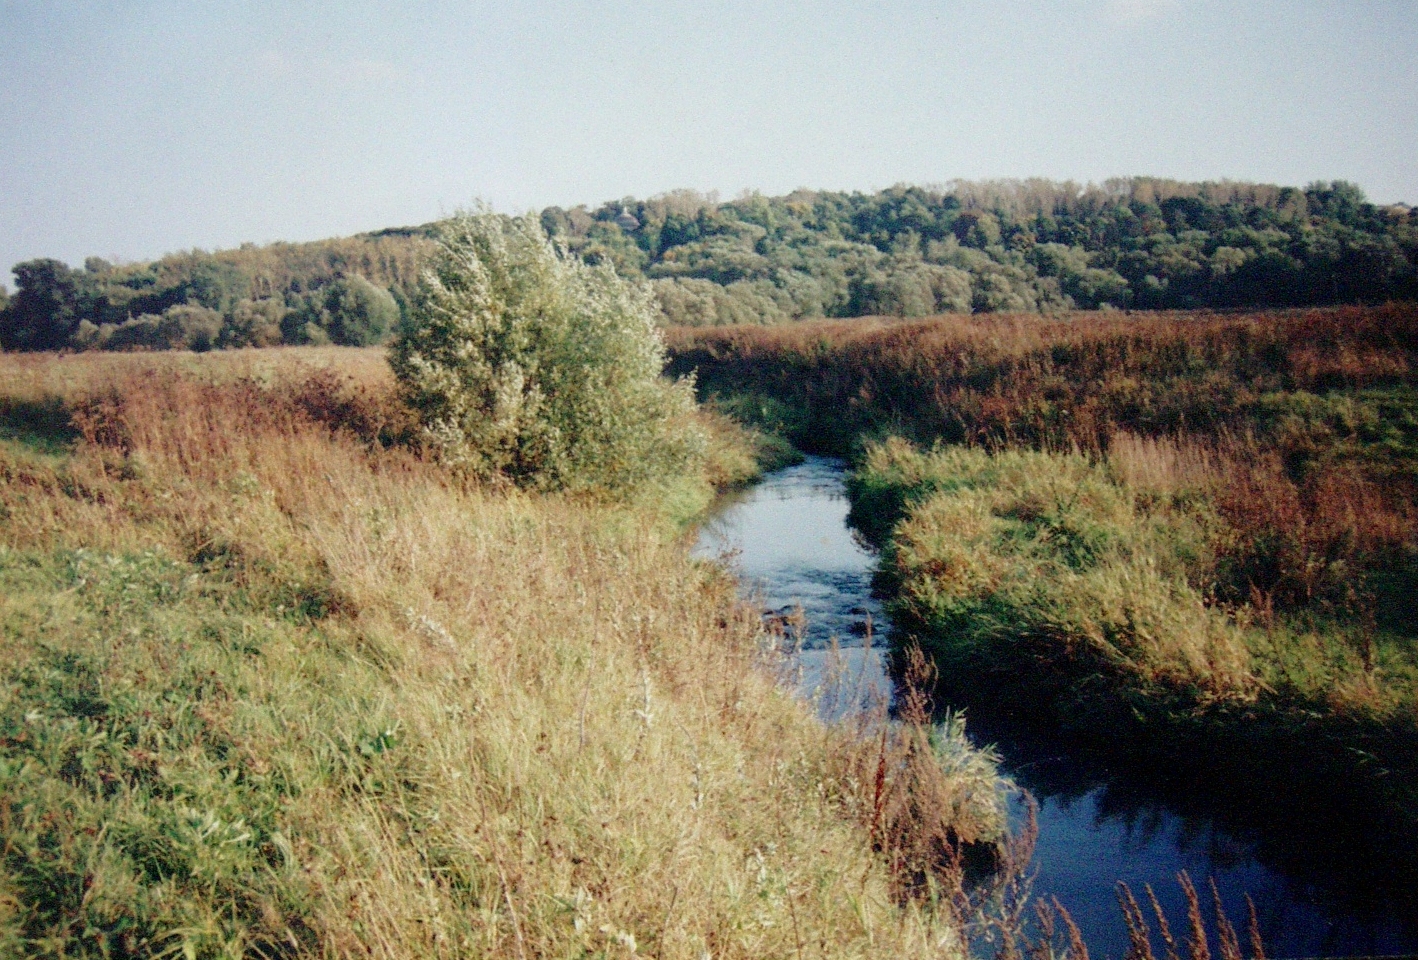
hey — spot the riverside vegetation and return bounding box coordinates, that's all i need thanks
[667,305,1418,896]
[0,213,1030,958]
[0,204,1304,958]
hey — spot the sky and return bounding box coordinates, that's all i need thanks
[1,0,1415,284]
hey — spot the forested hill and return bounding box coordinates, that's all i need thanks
[2,178,1415,352]
[567,179,1417,323]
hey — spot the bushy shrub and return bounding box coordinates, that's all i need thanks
[324,275,399,345]
[849,259,973,316]
[75,303,225,352]
[391,209,705,496]
[222,297,288,347]
[651,276,791,326]
[284,276,399,346]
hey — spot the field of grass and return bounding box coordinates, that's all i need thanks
[668,305,1418,643]
[666,304,1418,453]
[0,347,1009,959]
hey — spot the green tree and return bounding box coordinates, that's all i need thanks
[390,209,705,496]
[95,303,224,352]
[1,259,82,350]
[322,275,399,345]
[222,298,289,347]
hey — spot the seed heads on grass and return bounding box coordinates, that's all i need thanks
[1117,882,1154,960]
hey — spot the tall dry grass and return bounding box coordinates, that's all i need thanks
[0,344,394,402]
[1106,427,1418,651]
[667,304,1418,451]
[0,351,1007,958]
[1103,432,1223,500]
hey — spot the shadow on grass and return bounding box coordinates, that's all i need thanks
[0,395,78,455]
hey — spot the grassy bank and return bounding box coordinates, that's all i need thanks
[850,436,1418,899]
[0,348,1008,959]
[669,307,1418,895]
[851,436,1418,720]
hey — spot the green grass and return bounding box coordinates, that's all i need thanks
[0,397,77,459]
[853,440,1255,702]
[0,545,343,957]
[847,437,1418,852]
[1253,385,1418,485]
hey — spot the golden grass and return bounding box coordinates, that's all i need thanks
[0,345,393,404]
[1105,431,1224,500]
[0,351,1005,958]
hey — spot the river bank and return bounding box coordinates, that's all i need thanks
[0,348,995,960]
[695,455,1418,958]
[669,308,1418,954]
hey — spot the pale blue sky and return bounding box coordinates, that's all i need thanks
[1,0,1415,282]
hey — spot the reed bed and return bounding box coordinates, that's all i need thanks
[666,306,1418,454]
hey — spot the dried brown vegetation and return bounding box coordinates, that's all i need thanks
[667,304,1417,448]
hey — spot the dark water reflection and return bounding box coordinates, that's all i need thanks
[693,456,1418,960]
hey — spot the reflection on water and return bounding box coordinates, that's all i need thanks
[1002,761,1418,958]
[694,456,1418,960]
[692,456,892,719]
[693,456,886,651]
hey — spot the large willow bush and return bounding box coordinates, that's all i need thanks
[391,209,705,496]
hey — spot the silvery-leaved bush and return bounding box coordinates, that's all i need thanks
[391,207,705,496]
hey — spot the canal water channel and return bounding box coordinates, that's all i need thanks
[692,456,1418,960]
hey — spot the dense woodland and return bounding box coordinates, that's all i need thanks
[559,179,1417,322]
[2,178,1415,352]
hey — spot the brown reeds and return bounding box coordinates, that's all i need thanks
[829,646,1013,909]
[1021,897,1091,960]
[1098,874,1263,960]
[1180,872,1211,960]
[668,305,1418,453]
[1146,883,1181,960]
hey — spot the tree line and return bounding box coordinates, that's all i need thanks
[554,178,1416,324]
[3,178,1415,351]
[0,231,431,352]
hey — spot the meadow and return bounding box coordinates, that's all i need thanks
[0,347,1012,959]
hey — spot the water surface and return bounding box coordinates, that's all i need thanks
[692,456,891,717]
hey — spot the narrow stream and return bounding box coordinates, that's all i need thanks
[692,456,1418,960]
